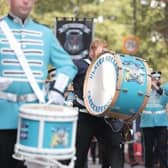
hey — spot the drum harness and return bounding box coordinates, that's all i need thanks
[74,58,91,113]
[0,19,45,104]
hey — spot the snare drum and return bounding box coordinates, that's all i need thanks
[84,52,151,120]
[14,104,78,160]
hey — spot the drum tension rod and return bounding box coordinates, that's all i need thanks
[116,88,128,92]
[117,88,128,93]
[118,89,128,92]
[145,94,150,97]
[111,106,120,111]
[138,91,144,96]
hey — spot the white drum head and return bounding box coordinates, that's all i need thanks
[84,52,118,115]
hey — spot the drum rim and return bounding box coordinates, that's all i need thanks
[130,59,151,121]
[83,51,119,116]
[19,104,78,117]
[14,144,76,160]
[108,55,152,121]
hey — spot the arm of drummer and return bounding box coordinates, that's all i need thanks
[47,37,78,105]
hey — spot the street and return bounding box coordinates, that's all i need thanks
[87,141,145,168]
[88,160,144,168]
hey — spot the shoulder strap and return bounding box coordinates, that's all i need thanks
[0,20,45,103]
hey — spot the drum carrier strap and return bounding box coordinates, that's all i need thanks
[0,19,45,103]
[75,58,91,113]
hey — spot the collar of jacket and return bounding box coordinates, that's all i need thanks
[7,13,29,25]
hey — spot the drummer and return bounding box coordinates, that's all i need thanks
[0,0,77,167]
[140,71,168,168]
[73,39,123,168]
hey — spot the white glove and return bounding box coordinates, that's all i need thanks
[0,77,13,91]
[47,90,65,105]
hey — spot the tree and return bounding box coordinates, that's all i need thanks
[136,1,168,81]
[0,0,168,80]
[0,0,8,16]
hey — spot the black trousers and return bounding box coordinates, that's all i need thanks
[0,130,26,168]
[142,127,168,168]
[90,138,97,163]
[75,113,123,168]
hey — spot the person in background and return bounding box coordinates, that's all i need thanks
[140,71,168,168]
[0,0,77,168]
[73,39,123,168]
[125,116,143,167]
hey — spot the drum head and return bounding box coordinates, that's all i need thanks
[84,52,118,116]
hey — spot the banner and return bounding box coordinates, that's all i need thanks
[56,17,94,60]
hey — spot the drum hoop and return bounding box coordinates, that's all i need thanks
[108,53,123,108]
[15,144,75,154]
[106,55,151,121]
[15,146,75,161]
[91,50,115,62]
[138,61,151,112]
[83,51,118,115]
[19,112,78,121]
[20,104,78,117]
[99,53,123,118]
[124,59,152,122]
[129,61,151,121]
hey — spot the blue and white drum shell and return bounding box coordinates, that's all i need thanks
[14,104,78,160]
[84,52,151,120]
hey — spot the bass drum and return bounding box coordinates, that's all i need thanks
[83,52,151,120]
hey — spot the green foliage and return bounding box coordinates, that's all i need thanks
[0,0,9,15]
[0,0,168,80]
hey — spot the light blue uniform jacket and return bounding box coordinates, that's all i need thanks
[140,86,168,128]
[0,15,77,129]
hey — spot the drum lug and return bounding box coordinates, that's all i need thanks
[145,94,150,98]
[138,91,144,96]
[111,106,120,111]
[116,88,128,93]
[129,109,135,114]
[121,88,128,93]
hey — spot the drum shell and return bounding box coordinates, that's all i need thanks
[14,104,78,160]
[107,54,151,120]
